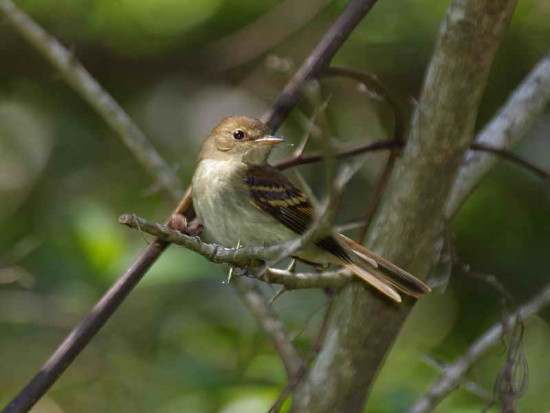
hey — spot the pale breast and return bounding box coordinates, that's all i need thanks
[192,160,297,248]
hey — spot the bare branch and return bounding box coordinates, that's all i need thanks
[409,283,550,413]
[202,0,330,71]
[446,54,550,217]
[274,139,398,170]
[0,0,183,203]
[118,214,353,290]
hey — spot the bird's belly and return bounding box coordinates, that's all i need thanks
[192,161,297,248]
[195,193,297,248]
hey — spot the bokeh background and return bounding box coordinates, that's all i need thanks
[1,0,549,411]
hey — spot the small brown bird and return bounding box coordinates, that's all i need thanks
[192,116,430,302]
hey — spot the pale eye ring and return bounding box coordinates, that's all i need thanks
[233,130,245,140]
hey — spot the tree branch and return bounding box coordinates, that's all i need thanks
[292,1,518,411]
[119,213,354,290]
[446,54,550,217]
[409,283,550,413]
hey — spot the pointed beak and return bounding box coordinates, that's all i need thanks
[254,135,284,146]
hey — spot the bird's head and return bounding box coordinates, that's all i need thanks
[199,116,284,165]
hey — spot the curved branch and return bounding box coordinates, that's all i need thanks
[470,143,550,182]
[261,0,379,130]
[409,283,550,413]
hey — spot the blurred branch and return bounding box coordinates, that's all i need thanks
[203,0,330,71]
[446,54,550,217]
[291,1,518,411]
[0,0,183,203]
[232,278,303,378]
[409,283,550,413]
[261,0,379,130]
[319,68,405,241]
[470,143,550,182]
[269,293,336,413]
[322,67,406,145]
[0,0,381,410]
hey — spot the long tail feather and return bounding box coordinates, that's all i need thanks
[343,263,402,302]
[339,234,431,297]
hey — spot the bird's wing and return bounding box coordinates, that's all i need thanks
[244,165,351,263]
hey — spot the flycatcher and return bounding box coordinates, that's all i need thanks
[192,116,430,302]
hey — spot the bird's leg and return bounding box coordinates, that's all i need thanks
[225,239,242,284]
[286,258,297,273]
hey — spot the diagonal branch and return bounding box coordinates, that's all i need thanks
[409,283,550,413]
[232,278,303,378]
[446,54,550,217]
[261,0,378,130]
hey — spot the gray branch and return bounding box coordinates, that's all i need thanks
[119,214,353,290]
[447,54,550,217]
[291,1,518,411]
[409,283,550,413]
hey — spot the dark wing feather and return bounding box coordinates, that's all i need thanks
[245,165,351,263]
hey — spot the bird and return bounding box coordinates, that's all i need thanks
[191,116,431,302]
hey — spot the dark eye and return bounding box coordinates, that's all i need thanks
[233,130,245,140]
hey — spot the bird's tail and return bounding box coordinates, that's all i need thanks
[339,234,431,303]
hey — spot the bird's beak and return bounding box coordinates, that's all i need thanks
[254,136,284,146]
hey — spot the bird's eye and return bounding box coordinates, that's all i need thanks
[233,130,245,140]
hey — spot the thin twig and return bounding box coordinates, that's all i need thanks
[357,153,397,242]
[409,283,550,413]
[202,0,331,71]
[261,0,379,130]
[470,143,550,182]
[320,67,407,243]
[269,293,336,413]
[274,139,399,170]
[322,67,406,145]
[232,278,303,378]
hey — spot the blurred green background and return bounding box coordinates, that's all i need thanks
[1,0,549,411]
